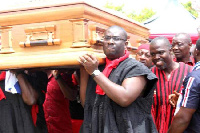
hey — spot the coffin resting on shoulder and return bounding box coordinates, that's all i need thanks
[0,1,149,70]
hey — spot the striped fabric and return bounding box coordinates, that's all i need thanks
[151,62,193,133]
[182,77,195,107]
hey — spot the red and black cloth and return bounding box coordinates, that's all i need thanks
[0,71,48,133]
[174,56,195,66]
[96,50,129,95]
[151,62,193,133]
[0,71,6,100]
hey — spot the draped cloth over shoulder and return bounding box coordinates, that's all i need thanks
[81,58,158,133]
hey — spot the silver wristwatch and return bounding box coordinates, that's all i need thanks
[91,70,101,78]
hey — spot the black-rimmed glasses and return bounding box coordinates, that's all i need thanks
[103,36,126,42]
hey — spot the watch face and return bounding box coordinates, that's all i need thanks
[92,70,100,78]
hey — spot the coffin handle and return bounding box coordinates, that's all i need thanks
[19,39,60,47]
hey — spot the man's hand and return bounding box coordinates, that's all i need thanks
[169,90,180,107]
[10,69,24,77]
[79,53,99,75]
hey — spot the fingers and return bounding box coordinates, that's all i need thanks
[168,94,175,100]
[78,53,98,65]
[86,53,97,61]
[82,54,93,63]
[78,56,86,65]
[168,94,176,107]
[169,99,175,107]
[174,90,180,96]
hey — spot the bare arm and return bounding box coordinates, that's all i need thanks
[168,107,196,133]
[80,66,89,107]
[79,53,147,107]
[53,70,77,101]
[93,73,146,107]
[14,71,39,105]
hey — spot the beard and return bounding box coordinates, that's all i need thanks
[154,59,167,70]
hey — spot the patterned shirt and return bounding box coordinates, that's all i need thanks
[151,62,193,133]
[177,61,200,132]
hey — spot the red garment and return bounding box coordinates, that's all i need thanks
[43,73,74,133]
[31,105,39,126]
[0,71,6,101]
[96,50,130,95]
[137,44,150,52]
[174,56,195,66]
[71,119,83,133]
[151,63,193,133]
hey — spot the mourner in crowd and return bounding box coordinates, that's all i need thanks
[150,37,193,133]
[0,70,48,133]
[168,39,200,133]
[43,70,77,133]
[79,25,158,133]
[136,43,154,68]
[172,33,195,66]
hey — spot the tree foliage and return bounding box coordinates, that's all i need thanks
[182,1,198,18]
[127,8,156,23]
[104,2,125,13]
[104,1,199,22]
[104,2,155,23]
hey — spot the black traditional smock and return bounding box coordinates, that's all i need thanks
[81,58,158,133]
[0,71,48,133]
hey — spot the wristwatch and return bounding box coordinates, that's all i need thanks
[91,70,101,78]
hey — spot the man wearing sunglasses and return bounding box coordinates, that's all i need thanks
[78,25,158,133]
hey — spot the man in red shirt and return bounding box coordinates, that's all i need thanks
[150,37,193,133]
[43,70,78,133]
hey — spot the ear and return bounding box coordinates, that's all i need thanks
[169,47,173,55]
[196,49,200,56]
[188,42,192,47]
[125,41,128,46]
[124,41,128,49]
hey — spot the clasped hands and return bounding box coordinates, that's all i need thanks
[78,53,99,75]
[168,90,180,108]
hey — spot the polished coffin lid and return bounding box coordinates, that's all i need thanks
[0,1,149,70]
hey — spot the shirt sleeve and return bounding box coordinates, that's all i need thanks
[180,74,200,109]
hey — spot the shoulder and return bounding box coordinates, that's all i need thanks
[121,58,147,68]
[187,69,200,79]
[179,62,193,71]
[119,58,157,80]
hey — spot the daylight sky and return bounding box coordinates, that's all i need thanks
[0,0,191,12]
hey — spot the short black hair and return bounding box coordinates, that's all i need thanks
[196,39,200,51]
[107,25,127,40]
[150,36,171,50]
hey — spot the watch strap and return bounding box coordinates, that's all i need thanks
[91,70,100,78]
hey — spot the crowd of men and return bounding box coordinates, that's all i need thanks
[0,25,199,133]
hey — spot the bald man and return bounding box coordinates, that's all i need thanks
[172,33,195,66]
[79,25,158,133]
[150,37,193,133]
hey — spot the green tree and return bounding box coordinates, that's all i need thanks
[182,1,198,18]
[104,2,125,13]
[104,2,155,23]
[128,8,156,23]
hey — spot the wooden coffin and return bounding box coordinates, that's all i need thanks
[0,1,150,70]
